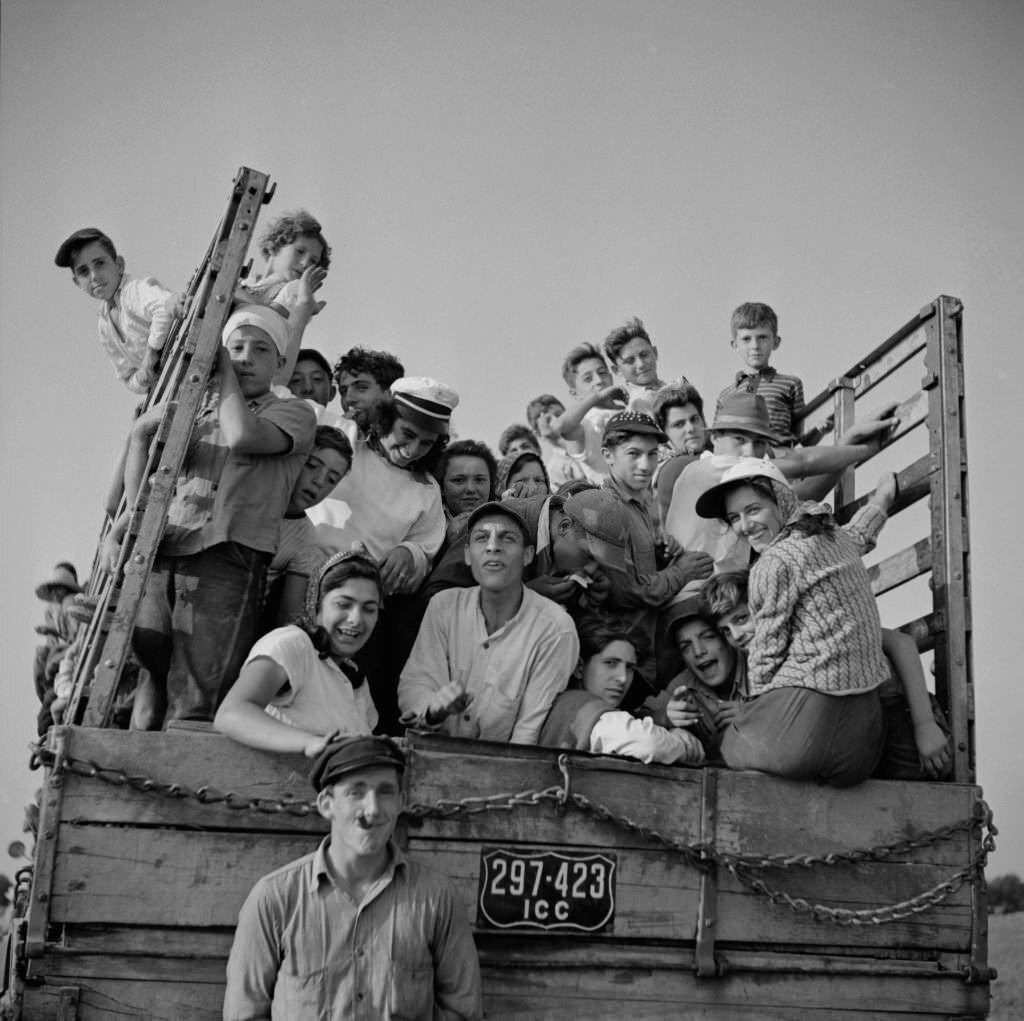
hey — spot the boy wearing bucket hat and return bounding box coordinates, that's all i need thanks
[225,736,482,1020]
[664,391,900,571]
[55,227,177,393]
[117,304,316,728]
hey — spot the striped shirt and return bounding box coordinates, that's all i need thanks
[717,367,805,446]
[97,274,175,393]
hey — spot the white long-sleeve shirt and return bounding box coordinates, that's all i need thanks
[97,274,175,393]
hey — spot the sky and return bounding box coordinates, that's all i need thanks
[1,0,1022,875]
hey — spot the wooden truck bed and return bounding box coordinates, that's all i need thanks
[3,727,992,1020]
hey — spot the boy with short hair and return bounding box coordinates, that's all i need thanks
[498,423,541,458]
[55,227,176,393]
[399,501,578,745]
[128,304,317,727]
[525,393,588,490]
[716,302,805,447]
[590,412,714,700]
[650,381,710,524]
[287,348,336,408]
[603,317,686,416]
[333,346,405,417]
[551,342,627,482]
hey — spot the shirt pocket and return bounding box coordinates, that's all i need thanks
[388,957,433,1020]
[272,964,325,1018]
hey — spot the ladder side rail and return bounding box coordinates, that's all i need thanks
[75,168,271,727]
[925,296,973,783]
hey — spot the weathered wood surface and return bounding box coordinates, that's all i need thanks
[16,728,988,1019]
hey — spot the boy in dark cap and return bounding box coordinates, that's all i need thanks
[55,227,176,393]
[225,736,482,1020]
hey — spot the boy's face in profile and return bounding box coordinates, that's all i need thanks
[717,602,755,651]
[615,337,659,387]
[603,433,660,495]
[71,241,124,303]
[289,358,335,407]
[337,370,386,415]
[732,325,780,372]
[664,402,706,454]
[224,326,284,397]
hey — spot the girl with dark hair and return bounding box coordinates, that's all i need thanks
[214,552,382,755]
[539,616,704,765]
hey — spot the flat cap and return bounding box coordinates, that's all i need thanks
[55,227,115,268]
[309,736,406,792]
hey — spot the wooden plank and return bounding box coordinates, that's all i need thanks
[20,979,221,1021]
[49,828,321,927]
[65,926,233,958]
[714,771,977,867]
[31,952,225,984]
[57,728,325,834]
[478,961,986,1019]
[868,538,933,596]
[898,611,942,654]
[835,452,934,524]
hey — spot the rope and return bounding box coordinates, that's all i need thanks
[29,742,996,928]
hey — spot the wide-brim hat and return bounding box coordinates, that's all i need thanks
[392,376,459,435]
[54,228,115,268]
[466,501,533,545]
[694,457,790,520]
[35,563,83,601]
[222,304,290,356]
[601,410,668,445]
[710,392,776,441]
[309,736,406,792]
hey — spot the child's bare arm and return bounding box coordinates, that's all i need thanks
[553,385,626,448]
[272,266,327,387]
[881,627,951,777]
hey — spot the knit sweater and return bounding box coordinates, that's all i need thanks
[747,502,889,697]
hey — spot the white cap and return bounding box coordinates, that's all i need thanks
[695,456,790,519]
[391,376,459,434]
[222,304,290,356]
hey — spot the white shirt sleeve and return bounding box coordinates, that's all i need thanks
[589,711,705,765]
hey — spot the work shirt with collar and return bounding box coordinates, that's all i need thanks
[716,367,805,446]
[97,273,175,393]
[398,585,578,745]
[224,839,482,1021]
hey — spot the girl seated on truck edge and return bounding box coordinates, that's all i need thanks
[214,551,382,757]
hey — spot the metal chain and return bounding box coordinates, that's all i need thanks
[29,743,996,926]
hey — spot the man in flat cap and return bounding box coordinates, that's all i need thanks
[224,736,482,1020]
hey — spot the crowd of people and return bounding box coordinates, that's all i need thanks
[36,208,956,1018]
[40,208,954,787]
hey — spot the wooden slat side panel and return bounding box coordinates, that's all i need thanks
[49,828,322,927]
[868,538,933,596]
[714,772,978,866]
[20,980,221,1021]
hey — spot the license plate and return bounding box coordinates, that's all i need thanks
[476,846,617,933]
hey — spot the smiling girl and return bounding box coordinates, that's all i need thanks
[695,458,897,786]
[214,552,382,756]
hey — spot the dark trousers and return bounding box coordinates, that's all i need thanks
[133,542,269,724]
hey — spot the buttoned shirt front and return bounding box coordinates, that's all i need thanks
[398,585,578,744]
[224,840,482,1021]
[97,273,175,393]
